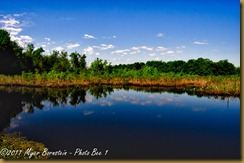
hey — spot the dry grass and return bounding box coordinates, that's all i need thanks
[0,74,240,96]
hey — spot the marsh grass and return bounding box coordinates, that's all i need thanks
[0,72,240,96]
[0,132,48,159]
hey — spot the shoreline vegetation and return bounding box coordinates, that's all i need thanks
[0,73,240,96]
[0,29,241,96]
[0,132,48,159]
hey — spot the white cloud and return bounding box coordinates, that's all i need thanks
[93,44,115,50]
[83,34,96,39]
[43,37,55,45]
[0,18,19,27]
[44,49,51,55]
[141,46,153,51]
[13,13,24,17]
[2,26,22,35]
[156,46,167,52]
[66,43,80,49]
[44,37,51,42]
[157,33,164,37]
[53,46,64,52]
[176,50,183,53]
[129,51,140,54]
[82,44,115,55]
[149,53,157,57]
[131,47,140,51]
[101,44,115,50]
[177,45,186,49]
[193,41,208,45]
[155,57,160,60]
[131,46,153,51]
[0,16,22,36]
[83,46,94,55]
[0,14,33,47]
[11,35,33,47]
[19,35,32,41]
[166,50,174,54]
[111,49,130,54]
[102,35,117,39]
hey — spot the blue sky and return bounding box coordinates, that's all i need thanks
[0,0,240,66]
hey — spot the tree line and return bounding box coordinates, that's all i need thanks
[0,29,240,76]
[115,58,240,76]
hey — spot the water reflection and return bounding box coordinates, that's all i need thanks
[0,86,240,159]
[0,85,239,132]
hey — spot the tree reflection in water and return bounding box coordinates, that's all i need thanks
[0,85,237,132]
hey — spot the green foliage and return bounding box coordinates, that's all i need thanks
[70,52,80,71]
[50,51,70,72]
[0,29,23,74]
[146,57,239,76]
[90,58,111,76]
[80,54,87,69]
[0,132,48,159]
[214,59,236,75]
[70,52,86,73]
[0,29,11,50]
[21,71,34,81]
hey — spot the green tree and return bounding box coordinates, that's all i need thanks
[90,58,110,75]
[23,44,45,72]
[80,54,87,70]
[235,67,240,75]
[51,51,70,72]
[32,47,45,72]
[69,52,87,72]
[0,29,12,50]
[0,29,23,74]
[214,59,235,75]
[59,51,71,72]
[42,50,59,72]
[70,52,80,72]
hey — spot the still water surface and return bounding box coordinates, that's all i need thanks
[0,86,240,159]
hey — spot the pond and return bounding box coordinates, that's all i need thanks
[0,86,240,160]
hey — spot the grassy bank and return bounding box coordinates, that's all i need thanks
[0,132,48,159]
[0,72,240,96]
